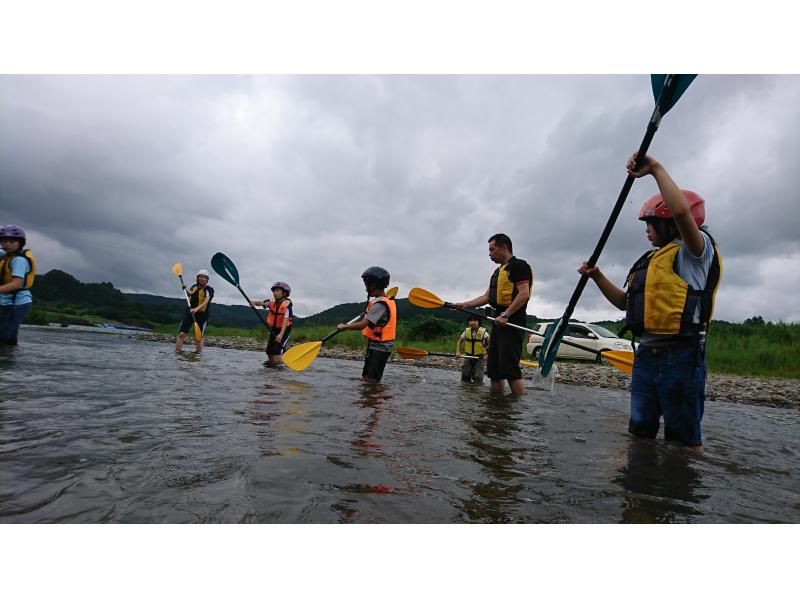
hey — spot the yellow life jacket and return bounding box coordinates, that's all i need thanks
[189,284,212,313]
[462,326,488,356]
[624,234,722,336]
[0,249,36,290]
[266,298,292,329]
[489,257,533,309]
[362,296,397,342]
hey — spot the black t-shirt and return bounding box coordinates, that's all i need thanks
[489,256,532,325]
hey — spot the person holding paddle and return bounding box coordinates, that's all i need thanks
[451,234,533,396]
[455,315,489,383]
[249,281,294,364]
[578,154,721,447]
[336,266,397,383]
[175,269,214,353]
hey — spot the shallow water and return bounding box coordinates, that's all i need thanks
[2,328,798,523]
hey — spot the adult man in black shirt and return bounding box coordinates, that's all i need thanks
[452,233,533,395]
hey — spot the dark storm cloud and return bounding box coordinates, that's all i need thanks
[1,75,797,321]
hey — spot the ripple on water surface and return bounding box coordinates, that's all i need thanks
[1,328,799,523]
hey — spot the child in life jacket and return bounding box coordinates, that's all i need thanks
[578,154,721,447]
[0,225,35,345]
[250,282,293,364]
[175,269,214,353]
[336,267,397,383]
[455,315,489,383]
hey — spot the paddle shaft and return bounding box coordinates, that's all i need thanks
[233,284,273,331]
[320,314,363,344]
[546,75,683,355]
[177,274,203,335]
[446,302,609,359]
[435,352,479,359]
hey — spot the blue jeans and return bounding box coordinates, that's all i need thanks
[629,342,706,446]
[0,303,33,345]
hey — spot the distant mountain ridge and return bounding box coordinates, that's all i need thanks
[30,270,273,329]
[28,270,535,329]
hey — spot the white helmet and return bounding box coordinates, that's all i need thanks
[197,269,210,277]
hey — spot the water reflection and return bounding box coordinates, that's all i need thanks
[614,439,707,523]
[238,378,314,457]
[0,344,19,370]
[5,329,799,523]
[459,390,527,523]
[351,382,394,455]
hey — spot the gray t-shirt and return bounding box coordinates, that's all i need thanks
[363,299,394,352]
[640,230,715,345]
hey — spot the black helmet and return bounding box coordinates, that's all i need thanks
[361,266,390,290]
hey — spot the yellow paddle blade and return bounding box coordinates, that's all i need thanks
[408,287,445,309]
[520,359,539,368]
[396,346,428,359]
[283,341,324,372]
[387,286,399,299]
[602,350,634,375]
[172,262,183,276]
[193,322,203,341]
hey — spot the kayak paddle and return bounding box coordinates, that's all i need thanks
[539,74,696,376]
[407,287,633,375]
[396,347,479,360]
[283,287,398,372]
[396,346,539,367]
[210,252,271,331]
[171,262,203,341]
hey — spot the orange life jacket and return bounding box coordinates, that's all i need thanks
[267,298,293,329]
[362,296,397,342]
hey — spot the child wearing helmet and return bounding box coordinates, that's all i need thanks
[249,281,293,364]
[336,266,397,383]
[175,269,214,353]
[0,225,35,345]
[578,154,722,447]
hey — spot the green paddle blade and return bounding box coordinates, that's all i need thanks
[211,252,239,286]
[408,287,445,309]
[651,74,696,115]
[283,341,324,372]
[538,321,563,377]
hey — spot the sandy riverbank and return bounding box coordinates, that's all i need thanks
[140,334,799,410]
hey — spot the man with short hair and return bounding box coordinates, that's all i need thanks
[452,233,533,395]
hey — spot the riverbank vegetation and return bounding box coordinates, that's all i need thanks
[151,315,799,379]
[26,270,799,379]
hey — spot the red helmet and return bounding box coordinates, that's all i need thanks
[638,190,705,226]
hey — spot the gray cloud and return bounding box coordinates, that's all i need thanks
[2,74,798,322]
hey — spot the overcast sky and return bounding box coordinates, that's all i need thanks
[1,74,798,322]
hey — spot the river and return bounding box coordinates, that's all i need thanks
[1,327,798,523]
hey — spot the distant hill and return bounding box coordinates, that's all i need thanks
[29,269,545,330]
[29,270,274,329]
[124,293,261,328]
